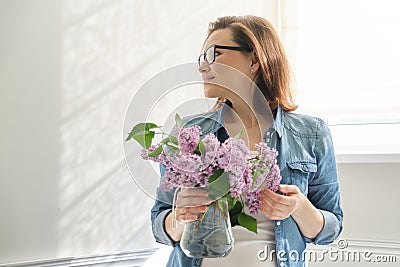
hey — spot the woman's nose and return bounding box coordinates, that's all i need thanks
[198,61,209,73]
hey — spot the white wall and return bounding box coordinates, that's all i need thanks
[0,0,279,264]
[1,1,399,266]
[338,163,400,242]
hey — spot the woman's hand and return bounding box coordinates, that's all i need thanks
[165,187,212,242]
[260,184,324,239]
[260,184,304,220]
[175,187,212,223]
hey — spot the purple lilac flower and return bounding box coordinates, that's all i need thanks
[139,124,282,216]
[141,145,162,162]
[243,141,282,214]
[161,169,182,191]
[196,165,215,187]
[176,126,201,153]
[243,164,253,190]
[264,163,281,192]
[245,190,262,215]
[218,138,249,198]
[256,142,278,162]
[200,133,220,167]
[170,151,203,174]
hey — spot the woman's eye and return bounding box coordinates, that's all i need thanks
[215,51,221,57]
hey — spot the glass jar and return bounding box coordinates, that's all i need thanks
[180,197,234,258]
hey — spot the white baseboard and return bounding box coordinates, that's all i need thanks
[306,237,400,265]
[2,239,399,267]
[0,249,157,267]
[308,237,400,255]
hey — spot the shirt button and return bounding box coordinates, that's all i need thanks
[266,132,271,136]
[280,262,285,267]
[276,221,281,226]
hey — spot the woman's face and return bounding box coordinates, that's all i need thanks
[198,28,255,99]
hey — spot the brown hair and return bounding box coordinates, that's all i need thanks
[207,15,297,112]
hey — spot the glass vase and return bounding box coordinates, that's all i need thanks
[180,197,234,258]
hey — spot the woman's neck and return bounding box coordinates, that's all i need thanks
[224,98,272,130]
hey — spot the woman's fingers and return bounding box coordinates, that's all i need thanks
[178,205,208,214]
[260,196,286,220]
[260,189,292,206]
[260,193,286,213]
[260,203,286,220]
[176,188,212,207]
[259,186,301,220]
[174,188,211,223]
[176,214,198,223]
[179,187,209,197]
[176,196,212,207]
[175,205,208,223]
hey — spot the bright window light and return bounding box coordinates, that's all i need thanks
[281,0,400,157]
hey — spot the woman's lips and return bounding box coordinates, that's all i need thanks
[202,75,215,82]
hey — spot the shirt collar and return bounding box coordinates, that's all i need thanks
[211,103,226,132]
[273,105,284,138]
[206,103,284,138]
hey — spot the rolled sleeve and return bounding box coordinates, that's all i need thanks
[150,164,179,247]
[151,208,177,247]
[304,209,342,245]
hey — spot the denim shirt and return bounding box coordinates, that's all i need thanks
[150,104,343,267]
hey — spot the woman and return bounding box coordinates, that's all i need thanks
[151,15,343,267]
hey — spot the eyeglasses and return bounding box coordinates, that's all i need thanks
[198,45,252,66]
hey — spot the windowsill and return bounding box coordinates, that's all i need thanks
[336,153,400,164]
[327,123,400,164]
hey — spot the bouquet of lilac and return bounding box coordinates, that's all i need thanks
[126,114,282,233]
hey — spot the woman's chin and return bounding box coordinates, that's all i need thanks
[202,87,213,98]
[203,84,223,98]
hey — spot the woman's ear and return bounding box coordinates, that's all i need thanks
[249,52,260,74]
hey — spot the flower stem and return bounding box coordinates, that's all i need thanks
[240,195,245,212]
[194,205,210,231]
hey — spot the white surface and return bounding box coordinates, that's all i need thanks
[1,0,399,265]
[142,245,173,267]
[281,0,400,154]
[0,0,277,264]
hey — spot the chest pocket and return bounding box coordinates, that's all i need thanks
[287,161,317,196]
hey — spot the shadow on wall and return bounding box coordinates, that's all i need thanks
[56,0,159,259]
[0,0,61,262]
[0,0,282,264]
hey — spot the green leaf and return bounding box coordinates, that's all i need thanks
[234,130,243,140]
[161,135,178,145]
[126,122,158,142]
[226,196,238,210]
[193,139,205,155]
[158,136,179,153]
[238,213,258,234]
[208,169,224,184]
[252,169,265,182]
[175,113,184,128]
[207,170,230,200]
[161,136,179,150]
[166,143,179,153]
[146,144,163,157]
[229,201,242,227]
[133,131,155,149]
[254,169,266,175]
[198,140,206,155]
[229,201,242,216]
[217,199,227,215]
[230,214,239,227]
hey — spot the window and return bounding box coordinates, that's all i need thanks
[281,0,400,159]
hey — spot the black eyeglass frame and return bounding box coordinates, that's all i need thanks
[198,45,252,66]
